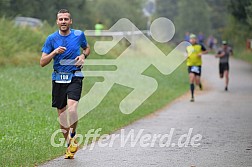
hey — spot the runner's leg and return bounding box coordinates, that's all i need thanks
[67,99,78,135]
[195,75,202,90]
[219,63,224,78]
[189,73,195,100]
[57,107,69,140]
[224,70,229,91]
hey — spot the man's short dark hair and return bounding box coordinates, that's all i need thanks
[57,9,71,18]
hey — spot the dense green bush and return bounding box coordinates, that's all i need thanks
[0,18,54,65]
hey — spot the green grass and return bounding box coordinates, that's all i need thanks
[0,18,189,166]
[0,18,53,66]
[0,61,188,166]
[233,49,252,64]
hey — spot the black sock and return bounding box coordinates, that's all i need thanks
[190,84,194,98]
[70,131,76,138]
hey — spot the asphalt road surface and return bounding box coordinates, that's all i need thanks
[41,55,252,167]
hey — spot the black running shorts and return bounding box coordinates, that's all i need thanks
[219,63,229,76]
[188,66,202,76]
[52,77,83,109]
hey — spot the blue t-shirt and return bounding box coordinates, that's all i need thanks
[41,29,87,80]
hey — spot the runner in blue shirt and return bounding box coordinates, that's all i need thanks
[40,9,90,159]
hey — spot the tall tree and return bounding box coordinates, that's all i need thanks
[0,0,88,27]
[206,0,229,33]
[228,0,252,27]
[174,0,211,40]
[89,0,145,29]
[155,0,178,22]
[0,0,11,16]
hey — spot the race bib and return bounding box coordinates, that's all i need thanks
[55,72,73,83]
[191,66,200,74]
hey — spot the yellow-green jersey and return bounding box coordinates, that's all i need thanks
[95,23,104,36]
[186,43,206,66]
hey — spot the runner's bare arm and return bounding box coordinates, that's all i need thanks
[230,48,233,56]
[83,44,90,58]
[202,50,208,55]
[198,50,208,57]
[75,44,91,67]
[40,46,66,67]
[215,51,225,58]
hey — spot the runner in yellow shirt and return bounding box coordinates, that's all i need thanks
[186,34,208,102]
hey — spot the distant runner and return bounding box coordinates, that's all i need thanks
[186,34,208,102]
[215,40,233,91]
[95,21,104,36]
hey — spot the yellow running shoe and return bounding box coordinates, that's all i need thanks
[69,137,78,153]
[64,147,74,159]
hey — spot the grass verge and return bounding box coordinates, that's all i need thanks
[0,60,188,166]
[234,49,252,64]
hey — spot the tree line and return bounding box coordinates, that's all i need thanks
[0,0,251,43]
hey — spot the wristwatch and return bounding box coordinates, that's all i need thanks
[83,53,88,59]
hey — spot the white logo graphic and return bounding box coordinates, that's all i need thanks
[51,128,202,149]
[59,17,190,127]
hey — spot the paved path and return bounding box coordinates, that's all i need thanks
[41,55,252,167]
